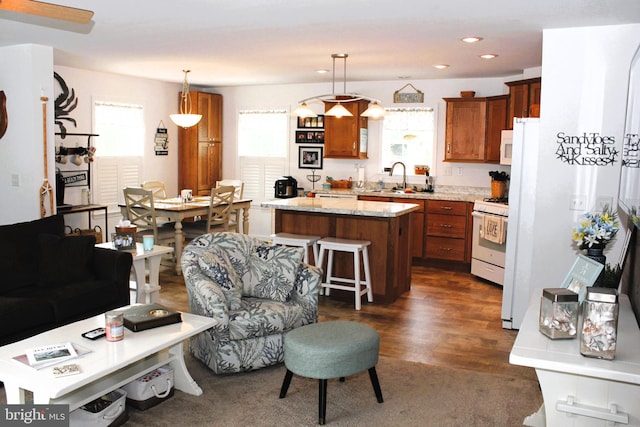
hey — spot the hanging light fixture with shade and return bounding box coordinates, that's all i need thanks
[170,69,202,128]
[294,54,385,120]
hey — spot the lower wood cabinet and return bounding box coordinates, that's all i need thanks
[425,200,471,263]
[357,196,472,264]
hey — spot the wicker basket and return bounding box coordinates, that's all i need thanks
[65,225,103,244]
[331,179,352,189]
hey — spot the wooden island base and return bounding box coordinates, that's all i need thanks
[274,209,413,304]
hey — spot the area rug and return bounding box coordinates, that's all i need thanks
[122,355,542,426]
[0,355,542,426]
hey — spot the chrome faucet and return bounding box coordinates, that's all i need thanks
[389,162,406,189]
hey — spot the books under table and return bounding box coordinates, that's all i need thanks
[121,303,182,332]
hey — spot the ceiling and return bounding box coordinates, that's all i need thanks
[1,0,640,88]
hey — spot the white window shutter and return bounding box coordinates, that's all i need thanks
[93,157,142,214]
[240,157,285,205]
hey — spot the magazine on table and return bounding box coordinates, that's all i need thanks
[14,342,91,370]
[25,342,77,367]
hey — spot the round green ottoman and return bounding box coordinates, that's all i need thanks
[279,321,383,425]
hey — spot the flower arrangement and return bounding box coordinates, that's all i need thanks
[572,205,620,250]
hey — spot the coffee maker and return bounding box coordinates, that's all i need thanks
[274,176,298,198]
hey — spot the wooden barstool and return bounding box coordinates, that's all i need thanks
[270,232,321,265]
[317,237,372,310]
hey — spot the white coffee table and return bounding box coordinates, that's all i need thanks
[96,242,174,303]
[0,310,216,411]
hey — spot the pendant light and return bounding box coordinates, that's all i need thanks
[170,70,202,128]
[294,54,384,119]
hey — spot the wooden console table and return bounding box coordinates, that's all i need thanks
[510,294,640,426]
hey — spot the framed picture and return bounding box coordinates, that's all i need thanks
[297,115,324,129]
[295,130,325,144]
[560,254,605,302]
[298,146,323,169]
[111,232,136,251]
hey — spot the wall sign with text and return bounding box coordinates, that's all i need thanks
[555,132,619,166]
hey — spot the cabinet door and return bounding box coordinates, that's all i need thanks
[485,97,508,163]
[528,81,542,117]
[506,78,542,127]
[324,99,368,159]
[196,142,222,195]
[444,100,486,161]
[507,84,529,128]
[197,93,222,143]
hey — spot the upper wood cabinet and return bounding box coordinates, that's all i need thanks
[323,98,369,159]
[196,92,222,142]
[178,91,223,196]
[505,77,541,129]
[443,95,508,163]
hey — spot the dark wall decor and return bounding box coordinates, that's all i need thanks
[0,90,7,140]
[555,131,619,166]
[54,72,78,138]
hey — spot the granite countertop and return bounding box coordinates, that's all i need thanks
[261,197,420,218]
[311,185,490,203]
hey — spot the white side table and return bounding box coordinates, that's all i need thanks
[96,242,174,304]
[510,294,640,426]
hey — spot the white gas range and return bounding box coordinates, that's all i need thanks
[471,199,509,286]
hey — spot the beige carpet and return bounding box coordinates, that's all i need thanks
[122,355,542,427]
[0,355,542,426]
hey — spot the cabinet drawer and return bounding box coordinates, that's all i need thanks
[426,214,466,238]
[425,237,466,261]
[426,200,468,215]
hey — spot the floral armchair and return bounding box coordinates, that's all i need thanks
[181,232,321,374]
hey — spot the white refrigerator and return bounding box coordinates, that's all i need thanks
[502,118,540,329]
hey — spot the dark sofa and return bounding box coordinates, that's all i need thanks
[0,215,133,346]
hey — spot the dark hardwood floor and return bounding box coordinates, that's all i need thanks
[156,262,536,381]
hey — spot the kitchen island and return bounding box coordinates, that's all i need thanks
[262,197,420,304]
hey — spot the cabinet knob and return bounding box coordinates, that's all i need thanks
[353,141,356,150]
[440,224,453,228]
[447,143,451,154]
[440,206,453,210]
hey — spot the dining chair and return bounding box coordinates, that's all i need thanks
[141,180,172,225]
[122,187,176,248]
[182,186,236,239]
[216,180,244,232]
[141,180,168,199]
[216,179,244,199]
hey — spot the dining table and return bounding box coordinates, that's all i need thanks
[119,196,252,275]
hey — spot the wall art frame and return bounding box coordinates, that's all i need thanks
[298,146,323,169]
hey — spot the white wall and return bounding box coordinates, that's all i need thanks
[511,24,640,327]
[0,45,55,224]
[53,65,181,206]
[215,76,517,191]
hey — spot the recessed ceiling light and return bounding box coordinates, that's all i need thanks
[433,64,449,69]
[479,54,498,59]
[316,69,329,74]
[461,36,483,43]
